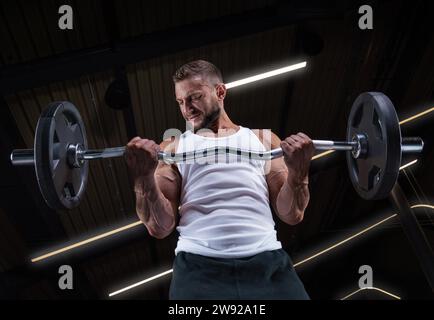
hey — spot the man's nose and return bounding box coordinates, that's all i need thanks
[186,102,196,112]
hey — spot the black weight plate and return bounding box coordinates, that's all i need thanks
[34,101,88,210]
[346,92,401,200]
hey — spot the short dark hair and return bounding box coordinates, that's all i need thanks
[173,60,223,84]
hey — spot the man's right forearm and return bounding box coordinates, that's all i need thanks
[135,176,175,239]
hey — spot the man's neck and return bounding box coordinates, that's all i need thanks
[199,110,239,137]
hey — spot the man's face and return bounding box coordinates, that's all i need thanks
[175,76,223,131]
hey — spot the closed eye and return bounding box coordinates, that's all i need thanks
[191,94,202,100]
[176,92,203,106]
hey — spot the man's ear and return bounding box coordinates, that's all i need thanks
[215,83,227,101]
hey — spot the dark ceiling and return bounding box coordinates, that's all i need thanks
[0,0,434,300]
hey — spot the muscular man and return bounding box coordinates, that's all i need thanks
[125,60,314,299]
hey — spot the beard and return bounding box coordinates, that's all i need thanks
[194,102,221,132]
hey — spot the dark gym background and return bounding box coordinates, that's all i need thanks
[0,0,433,299]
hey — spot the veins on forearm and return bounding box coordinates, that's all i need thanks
[276,178,309,223]
[135,184,174,232]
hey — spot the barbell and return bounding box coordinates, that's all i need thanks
[10,92,424,210]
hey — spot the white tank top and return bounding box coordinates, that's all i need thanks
[175,126,282,258]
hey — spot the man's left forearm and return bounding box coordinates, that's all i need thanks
[275,176,310,225]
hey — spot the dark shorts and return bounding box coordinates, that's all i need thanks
[169,249,310,300]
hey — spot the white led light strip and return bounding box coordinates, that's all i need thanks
[292,214,398,268]
[225,62,307,89]
[31,221,143,263]
[400,159,418,170]
[340,286,401,300]
[108,269,174,297]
